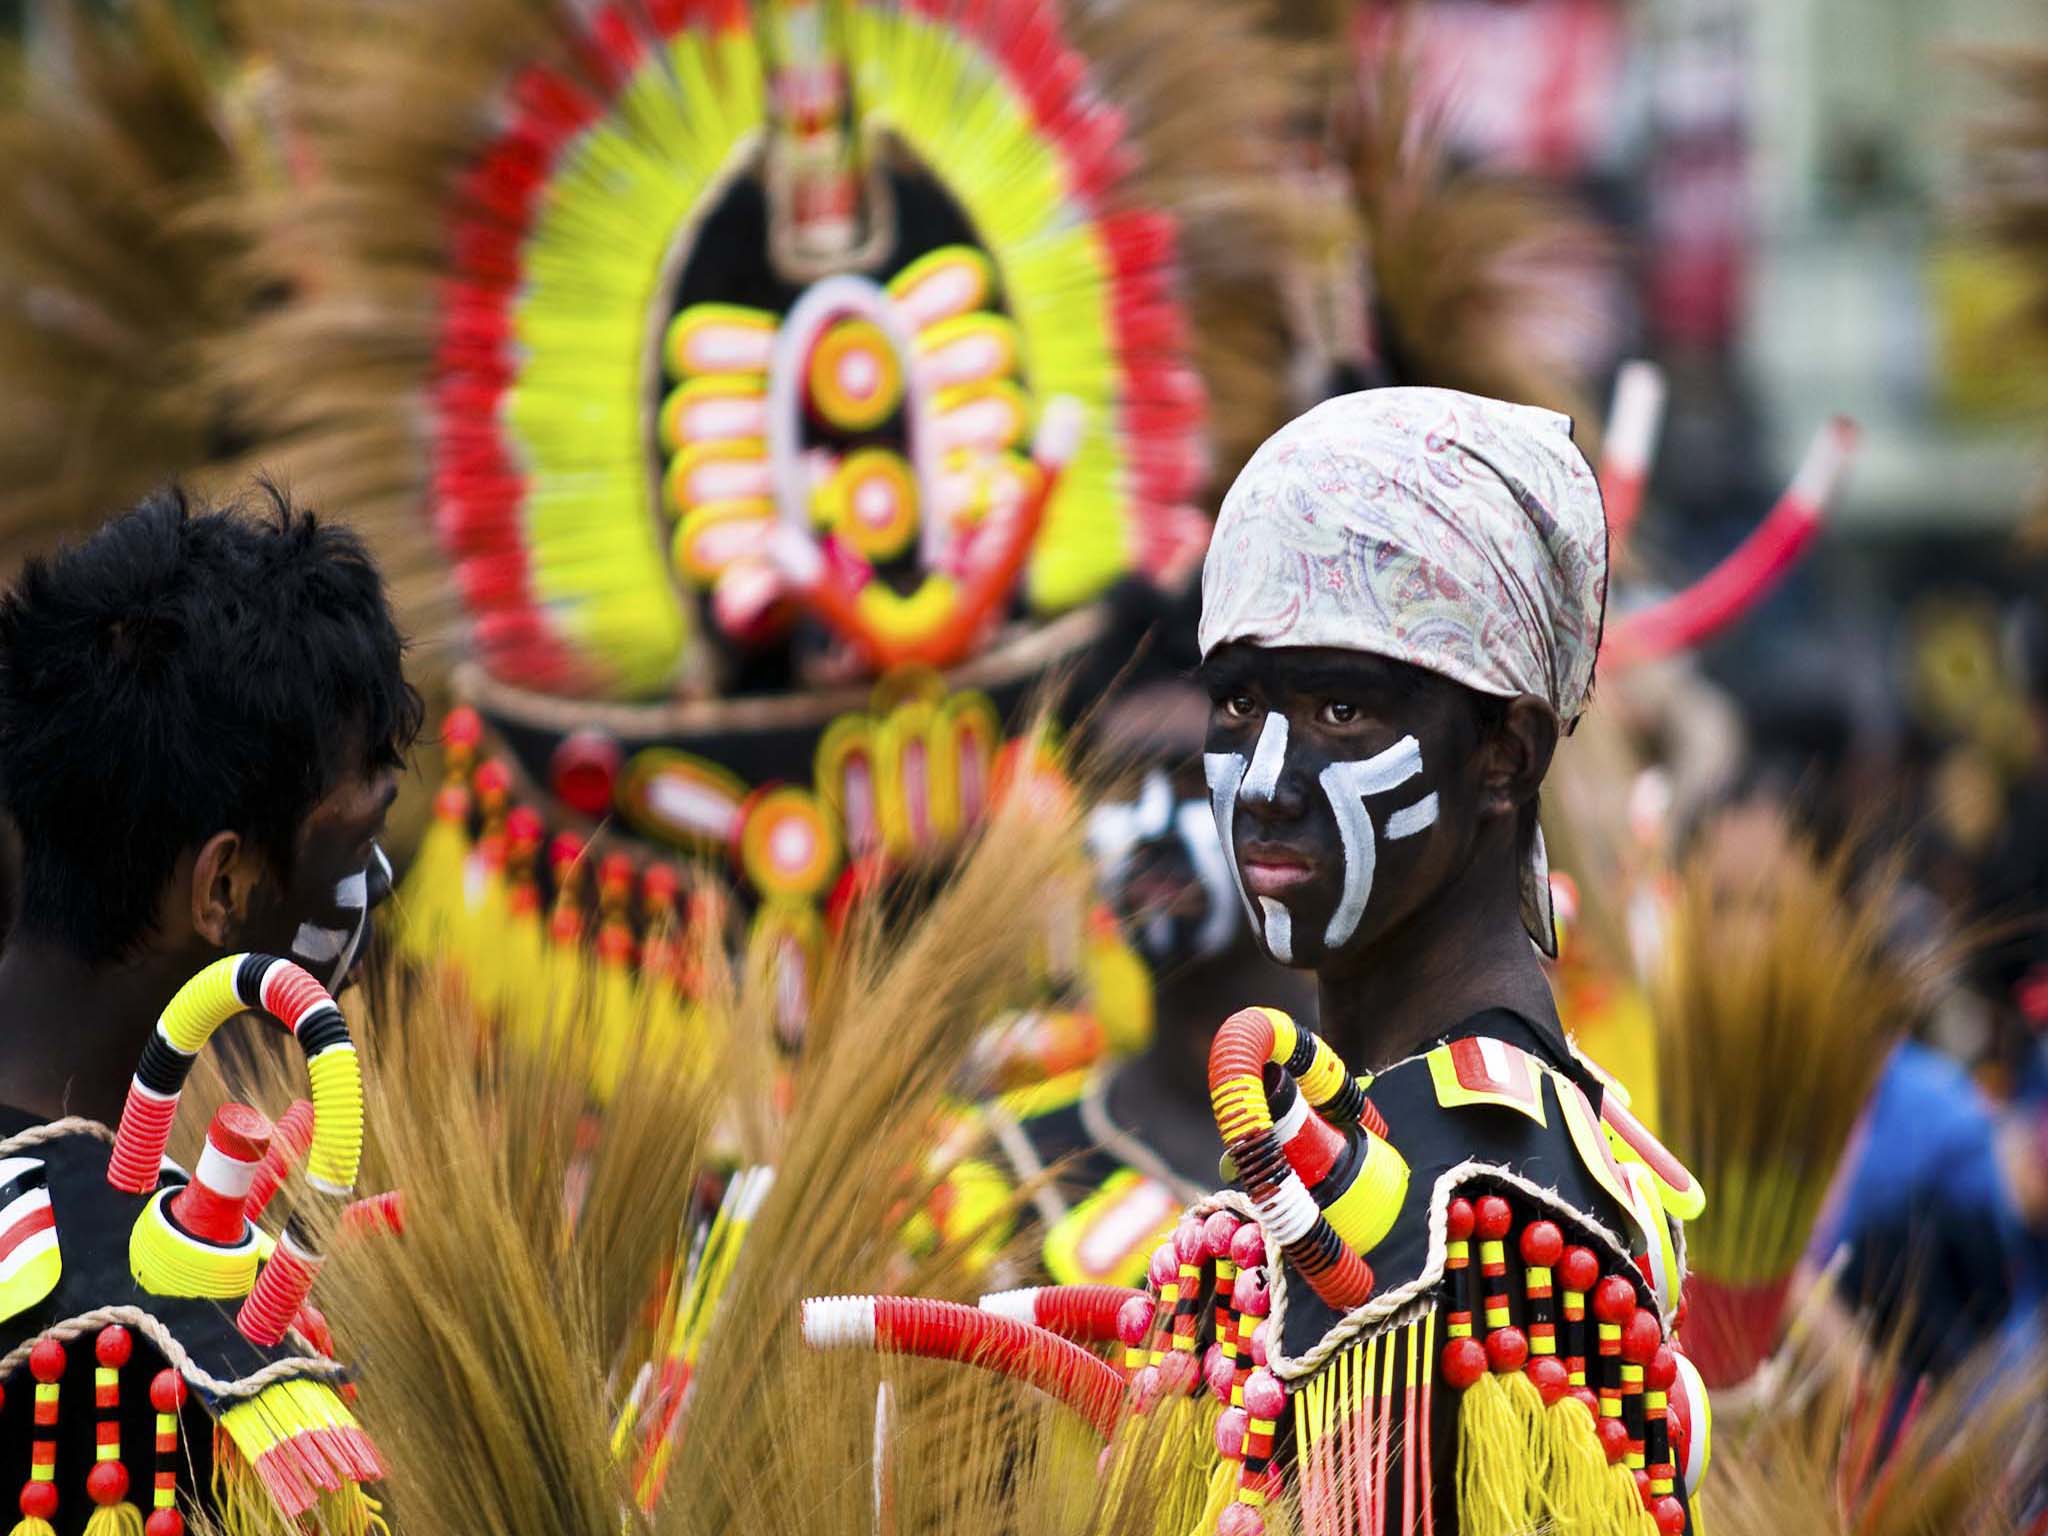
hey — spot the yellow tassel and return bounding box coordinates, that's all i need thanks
[1539,1396,1627,1534]
[82,1502,145,1536]
[7,1518,56,1536]
[394,807,472,972]
[589,955,638,1103]
[1502,1367,1552,1490]
[1456,1372,1539,1536]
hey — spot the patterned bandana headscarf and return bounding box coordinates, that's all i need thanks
[1198,387,1608,955]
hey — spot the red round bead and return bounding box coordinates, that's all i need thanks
[1440,1336,1488,1390]
[19,1481,57,1520]
[149,1370,187,1414]
[1234,1267,1270,1318]
[1568,1386,1602,1420]
[473,758,513,800]
[1519,1219,1564,1267]
[1242,1368,1286,1419]
[1116,1294,1155,1348]
[1653,1495,1687,1535]
[1204,1345,1235,1402]
[1559,1246,1601,1293]
[1216,1503,1266,1536]
[1249,1322,1271,1367]
[1230,1223,1266,1270]
[1203,1210,1242,1260]
[87,1460,129,1506]
[1646,1344,1679,1393]
[28,1338,66,1383]
[1215,1405,1248,1458]
[1156,1351,1199,1396]
[442,706,483,749]
[1527,1356,1569,1406]
[146,1510,186,1536]
[1473,1194,1513,1240]
[1129,1364,1162,1411]
[95,1325,133,1369]
[1595,1414,1630,1463]
[1445,1197,1475,1242]
[1622,1307,1664,1364]
[1148,1243,1179,1288]
[1667,1387,1692,1464]
[1593,1274,1638,1325]
[1485,1326,1529,1373]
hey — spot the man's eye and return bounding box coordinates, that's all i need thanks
[1221,692,1259,720]
[1320,701,1360,725]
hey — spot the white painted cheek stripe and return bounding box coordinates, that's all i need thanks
[1203,751,1262,933]
[1317,734,1426,950]
[290,922,350,964]
[1239,713,1289,804]
[1258,897,1292,963]
[1176,799,1240,957]
[1383,792,1439,841]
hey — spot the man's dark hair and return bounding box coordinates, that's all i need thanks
[0,482,423,961]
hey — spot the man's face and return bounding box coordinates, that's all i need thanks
[239,763,400,993]
[1086,761,1241,971]
[1199,645,1487,972]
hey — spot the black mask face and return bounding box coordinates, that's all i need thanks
[1199,645,1486,971]
[1086,768,1239,970]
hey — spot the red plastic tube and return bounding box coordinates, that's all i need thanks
[803,1296,1127,1439]
[978,1284,1148,1343]
[245,1099,316,1225]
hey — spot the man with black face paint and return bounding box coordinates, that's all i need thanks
[1181,390,1711,1535]
[0,484,418,1131]
[0,485,419,1525]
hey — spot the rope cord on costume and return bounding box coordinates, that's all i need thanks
[0,1307,337,1401]
[0,1118,115,1155]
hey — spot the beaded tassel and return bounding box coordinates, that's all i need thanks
[13,1337,64,1536]
[84,1326,143,1536]
[147,1370,186,1536]
[1202,1211,1243,1408]
[1643,1344,1686,1534]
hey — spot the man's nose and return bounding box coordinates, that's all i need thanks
[1237,713,1310,821]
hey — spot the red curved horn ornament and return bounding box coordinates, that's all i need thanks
[1598,360,1666,558]
[802,1294,1127,1439]
[1602,416,1858,669]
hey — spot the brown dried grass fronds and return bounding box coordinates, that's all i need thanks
[1653,809,1943,1290]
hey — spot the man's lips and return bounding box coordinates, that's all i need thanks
[1238,843,1317,898]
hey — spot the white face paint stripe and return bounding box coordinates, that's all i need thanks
[1383,791,1440,841]
[1175,798,1240,957]
[1238,713,1289,804]
[291,922,351,964]
[1203,752,1263,933]
[334,869,369,909]
[1134,770,1175,838]
[1258,898,1293,963]
[1317,734,1427,951]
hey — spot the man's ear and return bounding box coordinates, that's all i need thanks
[1479,695,1560,820]
[189,830,262,949]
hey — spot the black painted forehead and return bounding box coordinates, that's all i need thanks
[1199,643,1445,702]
